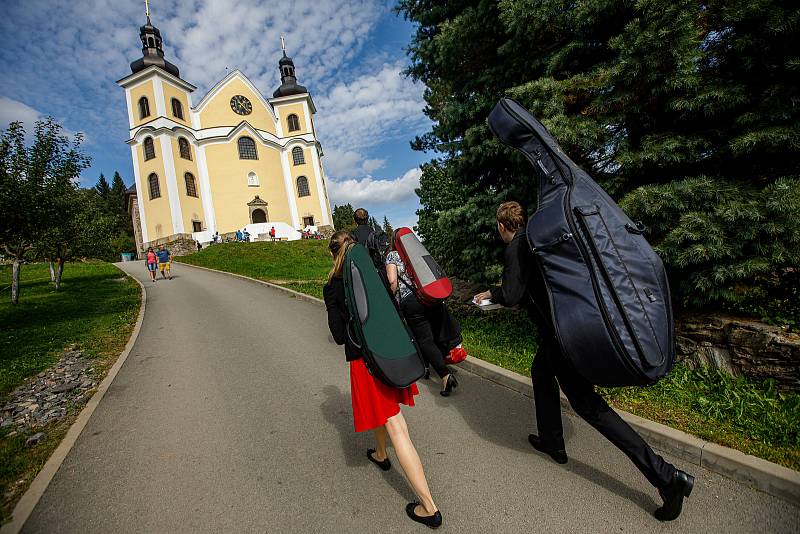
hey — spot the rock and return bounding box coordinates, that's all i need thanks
[51,381,79,394]
[26,432,46,447]
[1,418,12,428]
[676,313,800,392]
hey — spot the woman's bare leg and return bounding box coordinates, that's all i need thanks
[384,411,437,515]
[373,425,388,461]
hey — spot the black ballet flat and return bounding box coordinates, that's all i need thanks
[440,374,458,397]
[367,449,391,471]
[405,502,442,529]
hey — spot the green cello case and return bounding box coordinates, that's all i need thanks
[343,243,425,388]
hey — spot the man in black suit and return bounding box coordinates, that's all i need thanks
[352,207,373,245]
[473,201,694,522]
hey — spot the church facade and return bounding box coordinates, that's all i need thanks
[118,15,332,255]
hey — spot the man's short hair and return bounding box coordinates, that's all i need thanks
[354,208,369,225]
[496,201,525,232]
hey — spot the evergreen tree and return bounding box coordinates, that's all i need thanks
[332,203,356,232]
[382,216,393,236]
[95,173,110,201]
[397,0,800,315]
[369,216,380,232]
[110,171,127,213]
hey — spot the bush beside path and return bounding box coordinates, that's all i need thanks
[0,261,140,524]
[177,241,800,471]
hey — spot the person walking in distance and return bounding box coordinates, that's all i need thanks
[156,244,173,280]
[270,226,276,242]
[473,201,693,522]
[145,246,158,283]
[323,231,443,529]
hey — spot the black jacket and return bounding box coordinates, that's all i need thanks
[352,224,373,246]
[490,229,553,332]
[323,277,360,361]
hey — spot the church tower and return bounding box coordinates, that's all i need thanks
[118,10,332,257]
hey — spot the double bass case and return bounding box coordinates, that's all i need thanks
[393,227,453,305]
[343,243,426,388]
[487,98,675,387]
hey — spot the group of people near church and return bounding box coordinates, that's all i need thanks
[322,203,693,529]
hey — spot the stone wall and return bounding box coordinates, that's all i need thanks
[144,233,199,257]
[676,314,800,392]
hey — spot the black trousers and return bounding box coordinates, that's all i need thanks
[400,293,461,379]
[532,335,675,489]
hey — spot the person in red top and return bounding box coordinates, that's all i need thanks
[145,247,158,283]
[323,231,442,529]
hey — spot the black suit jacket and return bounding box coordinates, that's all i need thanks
[323,277,360,361]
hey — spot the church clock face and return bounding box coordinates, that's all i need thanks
[230,95,253,115]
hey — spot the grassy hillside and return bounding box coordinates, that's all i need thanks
[174,241,799,470]
[178,240,330,283]
[0,262,140,395]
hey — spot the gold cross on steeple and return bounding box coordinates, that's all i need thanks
[281,35,286,53]
[145,0,150,18]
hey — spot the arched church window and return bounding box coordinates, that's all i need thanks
[148,173,161,199]
[292,146,305,166]
[144,137,155,160]
[238,137,258,160]
[178,137,191,160]
[148,37,155,48]
[287,114,300,132]
[138,97,150,119]
[185,172,197,197]
[171,98,184,120]
[247,172,259,186]
[297,176,310,197]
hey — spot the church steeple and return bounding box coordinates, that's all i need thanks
[273,37,308,98]
[129,2,180,77]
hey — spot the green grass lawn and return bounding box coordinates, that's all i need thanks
[0,262,141,395]
[177,240,330,282]
[0,261,141,523]
[174,240,800,470]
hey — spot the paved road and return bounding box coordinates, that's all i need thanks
[23,262,799,533]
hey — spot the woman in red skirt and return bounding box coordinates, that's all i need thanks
[323,231,442,529]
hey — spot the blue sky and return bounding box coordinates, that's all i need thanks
[0,0,433,229]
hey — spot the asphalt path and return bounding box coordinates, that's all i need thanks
[22,262,800,533]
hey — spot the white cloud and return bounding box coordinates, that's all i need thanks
[0,96,41,129]
[315,62,428,153]
[362,158,386,173]
[322,148,388,179]
[328,167,421,205]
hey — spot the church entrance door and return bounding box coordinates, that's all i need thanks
[252,209,267,224]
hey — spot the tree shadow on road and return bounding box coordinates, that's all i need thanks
[320,385,415,503]
[417,371,657,513]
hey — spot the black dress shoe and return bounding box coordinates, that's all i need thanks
[528,434,568,464]
[405,502,442,529]
[367,449,391,471]
[654,470,694,521]
[440,374,458,397]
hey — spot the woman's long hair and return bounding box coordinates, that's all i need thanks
[328,231,355,282]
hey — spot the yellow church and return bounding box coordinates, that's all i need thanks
[118,14,333,255]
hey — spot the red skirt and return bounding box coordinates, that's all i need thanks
[350,358,419,432]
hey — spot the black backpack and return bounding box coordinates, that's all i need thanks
[365,229,392,271]
[488,98,675,387]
